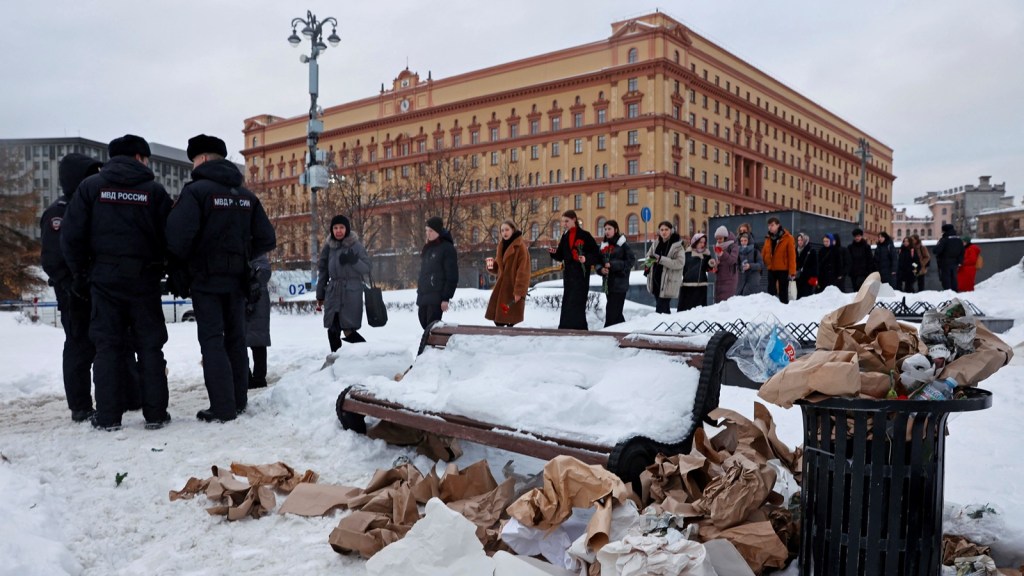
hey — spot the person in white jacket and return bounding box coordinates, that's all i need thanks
[644,221,685,313]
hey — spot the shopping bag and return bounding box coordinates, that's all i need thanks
[363,272,388,327]
[787,279,797,302]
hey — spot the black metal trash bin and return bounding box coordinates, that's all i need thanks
[797,388,992,576]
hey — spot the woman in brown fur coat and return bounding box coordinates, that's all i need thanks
[485,220,531,326]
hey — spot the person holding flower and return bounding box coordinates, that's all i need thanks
[644,221,685,313]
[548,210,601,330]
[484,220,530,327]
[597,220,635,327]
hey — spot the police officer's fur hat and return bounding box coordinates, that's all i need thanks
[186,134,228,161]
[108,134,151,158]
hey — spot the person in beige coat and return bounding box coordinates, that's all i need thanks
[485,220,531,326]
[644,221,685,313]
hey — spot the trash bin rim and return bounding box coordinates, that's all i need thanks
[795,387,992,413]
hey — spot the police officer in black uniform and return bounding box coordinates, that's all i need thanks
[41,153,102,422]
[166,134,276,423]
[60,135,173,431]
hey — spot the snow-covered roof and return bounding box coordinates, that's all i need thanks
[978,205,1024,216]
[893,204,932,220]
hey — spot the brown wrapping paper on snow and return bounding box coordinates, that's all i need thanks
[506,455,633,551]
[758,350,860,408]
[169,464,286,520]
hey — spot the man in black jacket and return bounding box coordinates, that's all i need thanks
[40,153,102,422]
[417,216,459,329]
[874,231,898,289]
[166,134,277,423]
[933,224,965,291]
[60,135,173,431]
[846,228,875,292]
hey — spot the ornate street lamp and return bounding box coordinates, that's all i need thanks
[288,10,340,286]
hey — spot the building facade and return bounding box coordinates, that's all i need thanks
[894,175,1013,241]
[977,202,1024,239]
[242,12,896,286]
[0,137,196,240]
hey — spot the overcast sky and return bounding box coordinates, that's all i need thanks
[3,0,1022,205]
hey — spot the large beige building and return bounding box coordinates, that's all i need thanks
[242,12,895,285]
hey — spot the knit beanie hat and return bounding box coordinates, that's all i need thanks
[330,214,350,231]
[714,225,729,239]
[690,233,706,248]
[426,216,444,234]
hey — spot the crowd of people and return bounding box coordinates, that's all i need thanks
[40,137,986,428]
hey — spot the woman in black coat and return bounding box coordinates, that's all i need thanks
[678,233,714,311]
[245,253,272,388]
[549,210,601,330]
[897,236,921,293]
[597,220,635,327]
[816,234,844,292]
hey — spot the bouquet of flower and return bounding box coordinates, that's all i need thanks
[572,240,586,274]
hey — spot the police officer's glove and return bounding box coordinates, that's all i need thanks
[166,267,191,299]
[245,275,262,313]
[71,274,91,301]
[339,251,359,265]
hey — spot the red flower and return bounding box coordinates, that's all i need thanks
[501,303,510,314]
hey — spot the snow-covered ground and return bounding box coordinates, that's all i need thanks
[2,263,1023,575]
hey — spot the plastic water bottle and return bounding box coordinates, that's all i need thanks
[910,378,958,400]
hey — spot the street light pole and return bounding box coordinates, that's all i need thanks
[288,10,341,287]
[855,138,873,231]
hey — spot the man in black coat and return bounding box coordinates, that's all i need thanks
[933,224,965,291]
[166,134,277,423]
[417,216,459,329]
[40,153,102,422]
[846,228,875,292]
[60,135,173,431]
[873,231,898,289]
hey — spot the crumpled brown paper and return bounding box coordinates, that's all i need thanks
[694,454,775,529]
[760,272,1012,407]
[506,455,633,551]
[942,533,993,565]
[367,420,464,461]
[169,464,286,520]
[229,461,318,493]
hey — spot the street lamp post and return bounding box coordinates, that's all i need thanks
[855,138,873,231]
[288,10,341,287]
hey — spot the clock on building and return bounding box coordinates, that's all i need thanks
[400,98,410,112]
[400,78,410,88]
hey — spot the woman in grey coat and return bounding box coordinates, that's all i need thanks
[316,215,371,352]
[735,233,764,296]
[245,253,272,388]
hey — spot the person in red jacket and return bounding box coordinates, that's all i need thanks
[761,216,797,303]
[957,237,981,292]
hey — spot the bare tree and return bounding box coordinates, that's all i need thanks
[492,148,543,239]
[0,144,45,298]
[397,149,478,248]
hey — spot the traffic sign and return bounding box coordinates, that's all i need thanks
[641,206,652,222]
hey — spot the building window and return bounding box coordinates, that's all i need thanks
[627,189,638,205]
[551,142,561,157]
[688,196,696,210]
[573,113,584,128]
[510,124,519,138]
[602,164,608,178]
[628,214,639,235]
[510,148,519,162]
[471,155,479,168]
[627,77,638,92]
[674,191,681,206]
[551,116,561,131]
[701,171,707,185]
[574,194,583,210]
[627,103,639,118]
[627,130,639,146]
[530,119,540,135]
[627,160,639,175]
[490,203,498,217]
[628,47,638,63]
[552,196,560,211]
[597,109,607,124]
[530,223,540,241]
[574,139,583,154]
[688,113,696,126]
[490,151,499,165]
[673,161,679,175]
[713,174,719,188]
[701,144,708,159]
[702,198,708,213]
[597,135,607,150]
[597,216,606,231]
[530,145,539,160]
[401,165,409,178]
[471,130,479,144]
[597,192,606,208]
[490,127,499,141]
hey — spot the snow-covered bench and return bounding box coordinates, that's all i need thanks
[335,323,737,487]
